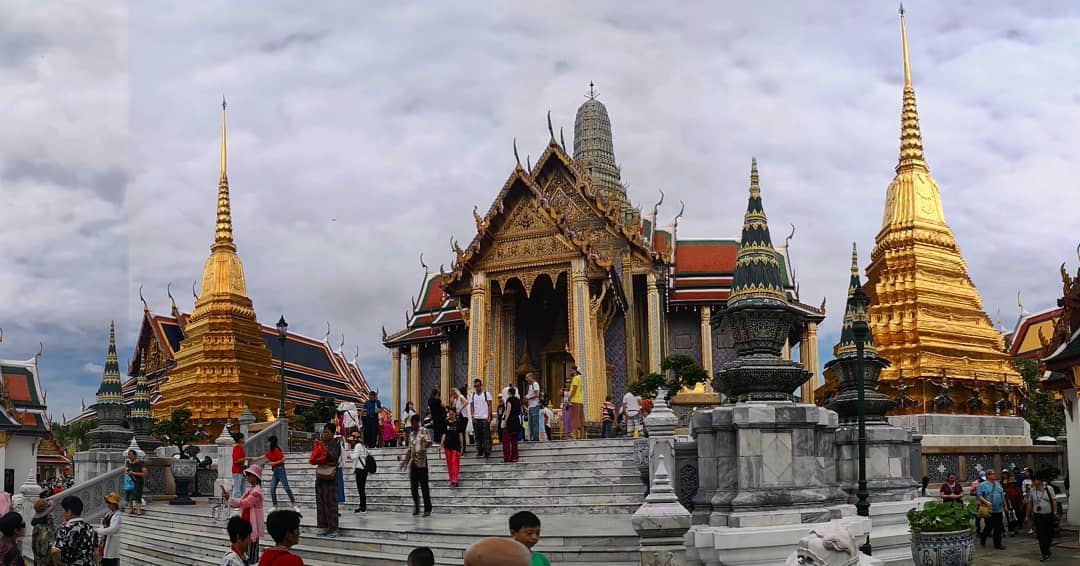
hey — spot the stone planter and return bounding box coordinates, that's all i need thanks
[169,458,198,505]
[910,529,975,566]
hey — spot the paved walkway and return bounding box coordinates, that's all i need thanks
[972,528,1080,565]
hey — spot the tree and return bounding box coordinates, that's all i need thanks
[1014,357,1065,440]
[627,354,709,399]
[52,420,95,452]
[152,409,200,459]
[291,397,339,432]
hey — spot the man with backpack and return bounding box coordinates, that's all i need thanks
[469,379,493,459]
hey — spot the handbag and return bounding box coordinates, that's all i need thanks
[123,474,135,493]
[976,504,990,519]
[316,464,337,481]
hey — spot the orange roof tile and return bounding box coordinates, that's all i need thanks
[673,240,738,275]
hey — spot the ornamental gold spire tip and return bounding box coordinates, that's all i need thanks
[900,4,911,87]
[896,6,927,173]
[214,97,236,251]
[850,242,859,275]
[220,96,227,177]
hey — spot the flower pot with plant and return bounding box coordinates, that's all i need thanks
[907,501,977,566]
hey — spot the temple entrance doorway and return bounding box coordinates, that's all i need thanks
[511,272,570,407]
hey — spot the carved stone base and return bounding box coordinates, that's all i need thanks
[834,425,919,503]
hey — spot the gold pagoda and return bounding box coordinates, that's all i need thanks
[826,10,1021,414]
[152,101,282,426]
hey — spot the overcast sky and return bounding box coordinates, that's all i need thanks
[2,1,1079,422]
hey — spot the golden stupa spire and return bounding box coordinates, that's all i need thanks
[214,96,235,252]
[896,4,927,174]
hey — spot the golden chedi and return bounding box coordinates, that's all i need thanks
[153,100,281,426]
[862,10,1020,414]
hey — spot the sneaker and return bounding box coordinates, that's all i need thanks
[422,510,431,517]
[325,531,338,538]
[1040,556,1049,562]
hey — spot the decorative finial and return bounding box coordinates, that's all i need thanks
[0,328,4,345]
[850,242,859,275]
[526,154,531,171]
[419,252,428,272]
[138,284,148,311]
[513,138,521,168]
[339,333,345,352]
[784,224,796,250]
[547,110,555,142]
[324,322,332,343]
[34,341,43,362]
[166,282,174,301]
[559,126,566,150]
[220,96,228,177]
[586,81,598,100]
[192,280,199,300]
[896,4,927,173]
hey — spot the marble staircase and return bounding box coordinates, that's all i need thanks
[275,438,645,515]
[118,438,644,565]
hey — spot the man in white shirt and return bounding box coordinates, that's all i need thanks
[469,379,493,459]
[525,373,541,442]
[621,390,642,438]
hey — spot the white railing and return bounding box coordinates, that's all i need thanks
[45,466,125,524]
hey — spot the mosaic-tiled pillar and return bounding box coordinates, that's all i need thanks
[646,271,663,373]
[408,343,420,411]
[391,349,401,418]
[466,272,489,390]
[570,258,593,418]
[439,340,450,400]
[700,305,714,390]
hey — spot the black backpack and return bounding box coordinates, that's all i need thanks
[365,453,378,474]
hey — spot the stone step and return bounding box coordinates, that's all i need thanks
[280,482,646,497]
[280,467,643,481]
[283,453,641,468]
[120,503,640,565]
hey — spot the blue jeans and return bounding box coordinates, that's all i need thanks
[269,466,295,507]
[231,473,245,499]
[528,406,541,441]
[602,421,613,438]
[336,468,345,503]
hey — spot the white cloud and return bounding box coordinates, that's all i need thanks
[3,1,1079,420]
[82,362,104,375]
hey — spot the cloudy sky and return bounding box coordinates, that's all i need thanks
[2,0,1079,422]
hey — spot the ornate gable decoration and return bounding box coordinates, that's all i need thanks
[443,141,655,293]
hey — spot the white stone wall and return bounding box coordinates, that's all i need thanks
[5,437,36,491]
[1063,389,1080,529]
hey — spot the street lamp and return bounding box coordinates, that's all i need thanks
[849,284,872,555]
[276,315,288,419]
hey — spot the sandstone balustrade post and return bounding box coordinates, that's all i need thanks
[238,405,256,438]
[632,452,692,565]
[646,387,679,485]
[214,422,234,498]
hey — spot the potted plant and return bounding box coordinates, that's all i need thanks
[907,501,977,565]
[153,409,200,505]
[627,355,709,400]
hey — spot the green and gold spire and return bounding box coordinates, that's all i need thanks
[728,158,787,307]
[834,243,877,359]
[131,351,152,420]
[95,321,124,404]
[573,82,626,207]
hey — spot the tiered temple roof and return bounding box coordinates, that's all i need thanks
[0,354,51,436]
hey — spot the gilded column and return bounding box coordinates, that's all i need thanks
[391,349,402,418]
[570,258,594,418]
[621,255,639,384]
[782,340,792,361]
[798,330,810,402]
[700,305,714,390]
[500,290,516,394]
[646,271,663,373]
[466,272,489,389]
[409,343,420,411]
[805,322,819,404]
[440,340,451,398]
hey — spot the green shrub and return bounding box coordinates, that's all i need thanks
[907,501,978,534]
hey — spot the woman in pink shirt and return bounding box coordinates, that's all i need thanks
[229,464,265,564]
[382,410,398,448]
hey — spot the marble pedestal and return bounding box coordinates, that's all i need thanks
[73,450,128,484]
[699,402,847,528]
[686,514,883,566]
[835,424,919,503]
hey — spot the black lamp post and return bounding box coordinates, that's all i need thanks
[850,284,872,555]
[276,315,288,419]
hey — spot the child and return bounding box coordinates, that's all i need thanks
[444,408,462,487]
[221,517,252,566]
[509,510,550,566]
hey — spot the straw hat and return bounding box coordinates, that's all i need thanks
[103,492,121,505]
[33,498,54,519]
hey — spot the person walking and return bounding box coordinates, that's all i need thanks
[567,367,585,439]
[542,402,554,441]
[976,469,1008,550]
[403,401,417,440]
[938,473,964,505]
[229,464,266,564]
[0,511,26,566]
[95,493,122,566]
[1002,469,1022,535]
[621,389,641,438]
[560,383,571,439]
[362,391,383,448]
[970,471,985,535]
[444,408,462,487]
[1026,475,1058,562]
[309,424,341,538]
[258,435,297,512]
[348,433,371,513]
[469,379,493,459]
[450,387,469,455]
[429,389,447,446]
[124,448,146,515]
[30,498,56,566]
[502,387,521,463]
[524,373,541,442]
[400,414,433,516]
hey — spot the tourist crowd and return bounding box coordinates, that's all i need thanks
[938,465,1062,562]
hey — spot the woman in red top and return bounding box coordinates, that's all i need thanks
[260,435,296,511]
[259,510,305,566]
